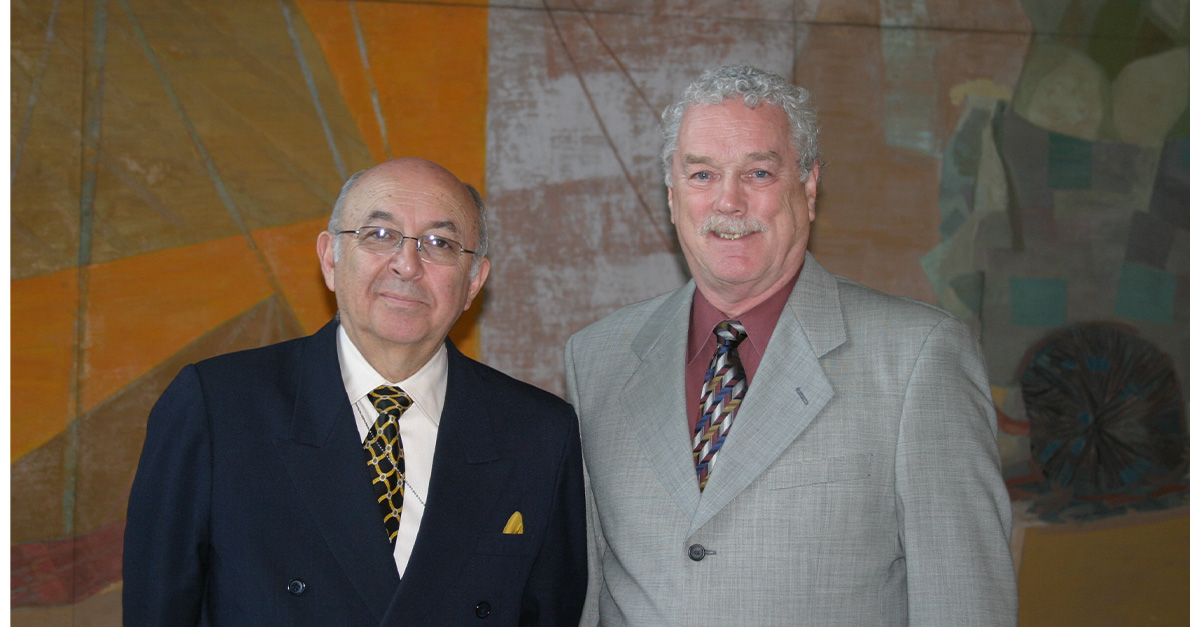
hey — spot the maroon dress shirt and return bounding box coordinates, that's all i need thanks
[684,271,802,437]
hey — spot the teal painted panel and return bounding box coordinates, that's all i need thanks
[1114,263,1176,325]
[1010,276,1068,326]
[1048,132,1093,189]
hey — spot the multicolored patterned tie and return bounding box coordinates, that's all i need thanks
[365,385,411,545]
[693,320,748,491]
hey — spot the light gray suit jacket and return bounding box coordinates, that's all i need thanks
[564,254,1016,626]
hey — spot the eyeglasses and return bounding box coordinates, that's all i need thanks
[336,226,476,265]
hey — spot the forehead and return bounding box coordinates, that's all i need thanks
[343,169,476,233]
[676,99,794,158]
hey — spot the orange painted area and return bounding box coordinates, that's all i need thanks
[296,0,488,358]
[1017,515,1188,625]
[353,2,488,188]
[448,290,482,359]
[12,269,80,460]
[292,2,383,162]
[80,237,273,411]
[294,0,489,187]
[254,218,338,335]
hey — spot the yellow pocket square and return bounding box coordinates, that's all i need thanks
[502,511,524,534]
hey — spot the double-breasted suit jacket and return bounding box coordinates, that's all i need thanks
[565,254,1016,626]
[124,319,587,625]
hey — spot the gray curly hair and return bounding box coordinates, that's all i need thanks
[660,65,820,186]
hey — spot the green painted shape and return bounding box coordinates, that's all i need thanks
[1114,263,1177,325]
[1086,0,1144,80]
[950,272,985,317]
[1166,107,1188,141]
[1048,132,1093,189]
[920,241,950,295]
[1010,276,1068,327]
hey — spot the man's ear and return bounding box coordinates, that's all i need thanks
[667,186,677,225]
[317,231,337,292]
[804,163,820,222]
[464,257,491,311]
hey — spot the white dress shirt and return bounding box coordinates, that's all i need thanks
[336,324,445,579]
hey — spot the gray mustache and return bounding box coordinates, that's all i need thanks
[698,215,768,237]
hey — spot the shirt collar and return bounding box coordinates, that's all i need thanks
[336,324,448,426]
[687,270,800,363]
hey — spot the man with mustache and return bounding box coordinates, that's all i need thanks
[124,158,587,625]
[565,66,1016,625]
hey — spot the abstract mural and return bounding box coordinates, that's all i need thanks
[921,2,1188,534]
[10,0,1188,624]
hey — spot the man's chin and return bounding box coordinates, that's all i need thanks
[701,259,764,284]
[370,327,435,350]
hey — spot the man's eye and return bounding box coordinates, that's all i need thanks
[425,235,453,250]
[365,228,396,241]
[751,170,770,179]
[692,171,712,181]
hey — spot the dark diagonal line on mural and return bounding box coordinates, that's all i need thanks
[350,0,393,160]
[118,0,292,314]
[541,3,675,254]
[280,0,348,181]
[564,1,657,116]
[65,1,110,611]
[12,0,64,185]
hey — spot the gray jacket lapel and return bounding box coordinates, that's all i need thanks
[689,254,846,534]
[619,283,701,518]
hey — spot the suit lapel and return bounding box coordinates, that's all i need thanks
[620,284,701,518]
[392,343,510,610]
[689,254,846,534]
[273,320,400,624]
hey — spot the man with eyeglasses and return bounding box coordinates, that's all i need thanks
[565,66,1016,624]
[124,158,587,626]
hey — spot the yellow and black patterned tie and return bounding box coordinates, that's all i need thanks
[365,385,411,545]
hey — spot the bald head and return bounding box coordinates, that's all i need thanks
[329,158,489,271]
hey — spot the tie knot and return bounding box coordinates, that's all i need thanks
[714,320,747,347]
[368,385,413,416]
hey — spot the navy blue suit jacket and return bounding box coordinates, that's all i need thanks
[123,319,587,625]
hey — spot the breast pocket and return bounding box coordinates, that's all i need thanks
[768,454,872,490]
[475,532,538,556]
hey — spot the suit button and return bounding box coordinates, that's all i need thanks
[287,579,306,595]
[688,544,707,561]
[475,601,491,618]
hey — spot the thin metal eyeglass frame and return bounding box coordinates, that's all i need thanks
[335,226,476,263]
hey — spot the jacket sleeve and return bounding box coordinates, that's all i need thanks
[895,316,1018,625]
[123,365,212,626]
[519,403,588,626]
[563,335,606,627]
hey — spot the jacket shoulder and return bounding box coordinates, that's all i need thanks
[831,273,960,328]
[568,289,676,346]
[452,348,574,415]
[190,333,311,382]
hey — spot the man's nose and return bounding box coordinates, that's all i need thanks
[714,176,746,214]
[388,237,424,279]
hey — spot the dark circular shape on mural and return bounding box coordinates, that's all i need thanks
[1020,322,1185,497]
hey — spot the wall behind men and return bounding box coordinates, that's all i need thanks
[10,0,1187,624]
